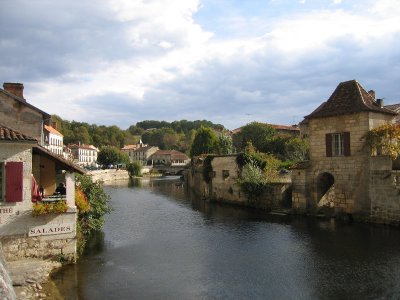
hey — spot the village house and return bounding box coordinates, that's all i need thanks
[0,82,85,261]
[43,123,63,156]
[129,145,159,165]
[68,143,99,167]
[292,80,400,224]
[151,150,190,166]
[121,139,147,161]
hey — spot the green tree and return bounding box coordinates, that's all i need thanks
[217,134,234,154]
[127,161,143,177]
[232,122,276,153]
[284,136,309,162]
[97,146,120,166]
[190,126,219,157]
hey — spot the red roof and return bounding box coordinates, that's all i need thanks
[305,80,396,119]
[0,124,37,143]
[44,125,63,137]
[152,150,189,160]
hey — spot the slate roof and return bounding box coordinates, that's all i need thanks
[305,80,397,119]
[0,124,38,143]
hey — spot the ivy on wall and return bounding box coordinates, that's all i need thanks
[203,155,215,183]
[363,123,400,159]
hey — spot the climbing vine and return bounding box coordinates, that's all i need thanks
[363,123,400,159]
[203,155,215,183]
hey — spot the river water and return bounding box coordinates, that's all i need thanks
[51,177,400,300]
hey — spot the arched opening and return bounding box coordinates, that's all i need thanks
[317,172,335,206]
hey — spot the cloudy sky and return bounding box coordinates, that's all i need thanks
[1,0,399,130]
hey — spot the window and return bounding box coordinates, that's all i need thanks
[326,132,350,157]
[222,170,230,179]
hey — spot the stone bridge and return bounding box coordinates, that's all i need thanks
[152,165,188,175]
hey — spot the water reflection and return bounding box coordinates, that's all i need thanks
[51,177,400,300]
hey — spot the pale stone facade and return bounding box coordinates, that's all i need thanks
[292,80,400,223]
[187,155,291,210]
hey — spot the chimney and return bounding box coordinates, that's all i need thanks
[3,82,25,100]
[376,98,384,108]
[52,121,58,130]
[368,90,375,100]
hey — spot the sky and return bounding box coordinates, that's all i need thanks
[1,0,399,130]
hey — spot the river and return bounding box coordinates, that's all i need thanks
[50,177,400,299]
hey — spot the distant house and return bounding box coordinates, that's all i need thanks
[121,140,147,161]
[43,124,63,156]
[292,80,400,224]
[0,82,85,261]
[69,143,99,167]
[150,150,190,166]
[130,146,159,165]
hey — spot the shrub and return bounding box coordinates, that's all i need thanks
[32,201,68,216]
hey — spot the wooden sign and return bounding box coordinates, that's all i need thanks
[28,223,74,237]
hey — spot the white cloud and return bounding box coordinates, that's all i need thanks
[2,0,400,129]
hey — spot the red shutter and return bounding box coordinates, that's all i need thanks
[5,162,23,202]
[343,132,351,156]
[325,134,332,157]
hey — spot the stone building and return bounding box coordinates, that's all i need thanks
[0,82,85,261]
[187,155,291,210]
[151,150,190,166]
[68,143,99,167]
[44,124,64,156]
[130,146,159,165]
[292,80,400,223]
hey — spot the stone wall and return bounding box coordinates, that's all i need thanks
[88,169,130,183]
[0,210,77,262]
[369,156,400,224]
[186,155,291,210]
[0,92,44,142]
[0,144,34,216]
[298,112,393,215]
[0,244,16,299]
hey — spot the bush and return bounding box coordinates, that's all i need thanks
[32,201,68,216]
[75,187,91,213]
[127,161,143,177]
[75,174,112,245]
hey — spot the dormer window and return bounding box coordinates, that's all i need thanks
[326,132,350,157]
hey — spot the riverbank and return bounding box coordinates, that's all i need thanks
[7,259,62,299]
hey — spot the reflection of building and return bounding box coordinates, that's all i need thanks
[0,82,84,262]
[292,80,400,224]
[44,124,63,156]
[69,143,99,166]
[150,150,190,166]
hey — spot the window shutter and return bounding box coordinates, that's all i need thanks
[325,134,332,157]
[5,162,23,202]
[343,132,351,156]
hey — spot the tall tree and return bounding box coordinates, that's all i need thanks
[190,126,219,157]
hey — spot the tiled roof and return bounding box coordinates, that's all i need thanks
[305,80,396,119]
[121,145,138,150]
[0,124,37,143]
[384,103,400,112]
[44,125,63,137]
[68,143,97,150]
[33,145,86,174]
[132,146,157,153]
[152,150,189,160]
